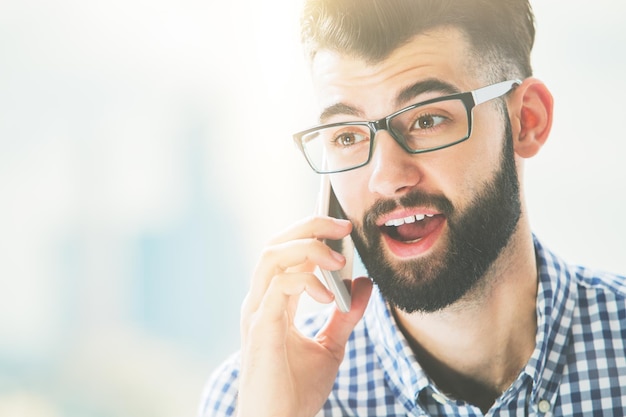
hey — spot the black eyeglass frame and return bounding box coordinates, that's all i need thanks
[293,79,521,174]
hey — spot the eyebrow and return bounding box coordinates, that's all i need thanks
[318,78,462,124]
[395,78,461,107]
[319,102,363,124]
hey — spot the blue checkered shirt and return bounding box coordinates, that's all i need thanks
[200,238,626,416]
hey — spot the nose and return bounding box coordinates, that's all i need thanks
[367,130,422,198]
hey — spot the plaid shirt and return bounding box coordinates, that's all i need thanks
[200,237,626,416]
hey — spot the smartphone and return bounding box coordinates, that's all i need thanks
[316,175,353,312]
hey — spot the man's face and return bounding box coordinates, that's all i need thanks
[310,28,523,313]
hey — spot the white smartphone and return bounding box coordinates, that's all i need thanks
[316,175,353,312]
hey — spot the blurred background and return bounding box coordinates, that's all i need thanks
[0,0,624,416]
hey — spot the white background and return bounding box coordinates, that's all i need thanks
[0,1,624,416]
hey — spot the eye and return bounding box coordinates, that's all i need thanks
[413,114,447,130]
[333,131,367,147]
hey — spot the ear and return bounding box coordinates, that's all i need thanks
[508,78,554,158]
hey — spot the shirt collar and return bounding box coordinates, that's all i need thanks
[364,285,431,407]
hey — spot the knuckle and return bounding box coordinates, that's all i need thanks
[259,244,278,261]
[242,311,263,343]
[258,246,287,271]
[240,295,253,318]
[268,273,291,290]
[309,215,329,234]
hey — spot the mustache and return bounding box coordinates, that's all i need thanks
[362,190,455,228]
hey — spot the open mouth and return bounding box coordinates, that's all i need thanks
[378,212,446,256]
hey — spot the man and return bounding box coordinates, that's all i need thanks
[201,0,626,415]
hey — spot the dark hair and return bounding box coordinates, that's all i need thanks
[301,0,535,81]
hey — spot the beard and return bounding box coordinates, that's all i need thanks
[350,120,521,313]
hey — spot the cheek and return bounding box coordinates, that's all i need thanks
[444,156,490,210]
[444,124,504,192]
[330,173,370,220]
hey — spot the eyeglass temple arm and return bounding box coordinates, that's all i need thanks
[472,79,521,105]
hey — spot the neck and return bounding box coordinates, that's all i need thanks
[393,230,538,413]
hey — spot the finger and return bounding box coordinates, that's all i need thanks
[267,216,352,246]
[244,272,335,342]
[247,239,346,311]
[247,216,351,311]
[315,277,373,359]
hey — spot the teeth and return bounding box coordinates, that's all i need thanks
[384,214,433,227]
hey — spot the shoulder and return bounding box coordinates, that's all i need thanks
[535,237,626,301]
[571,264,626,299]
[198,352,241,417]
[559,265,626,405]
[568,264,626,327]
[534,237,626,354]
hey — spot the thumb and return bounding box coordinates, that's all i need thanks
[316,277,373,358]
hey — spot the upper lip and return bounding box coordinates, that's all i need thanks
[376,208,442,227]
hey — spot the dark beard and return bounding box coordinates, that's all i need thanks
[350,120,521,313]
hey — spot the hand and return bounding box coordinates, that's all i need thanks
[237,216,373,417]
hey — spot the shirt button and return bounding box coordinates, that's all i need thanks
[538,399,551,413]
[432,392,448,405]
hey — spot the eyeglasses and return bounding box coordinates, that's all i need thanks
[293,79,521,174]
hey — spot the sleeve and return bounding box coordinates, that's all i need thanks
[198,352,241,417]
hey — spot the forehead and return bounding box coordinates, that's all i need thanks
[310,27,478,121]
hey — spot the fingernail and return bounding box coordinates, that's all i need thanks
[331,250,345,263]
[332,218,351,226]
